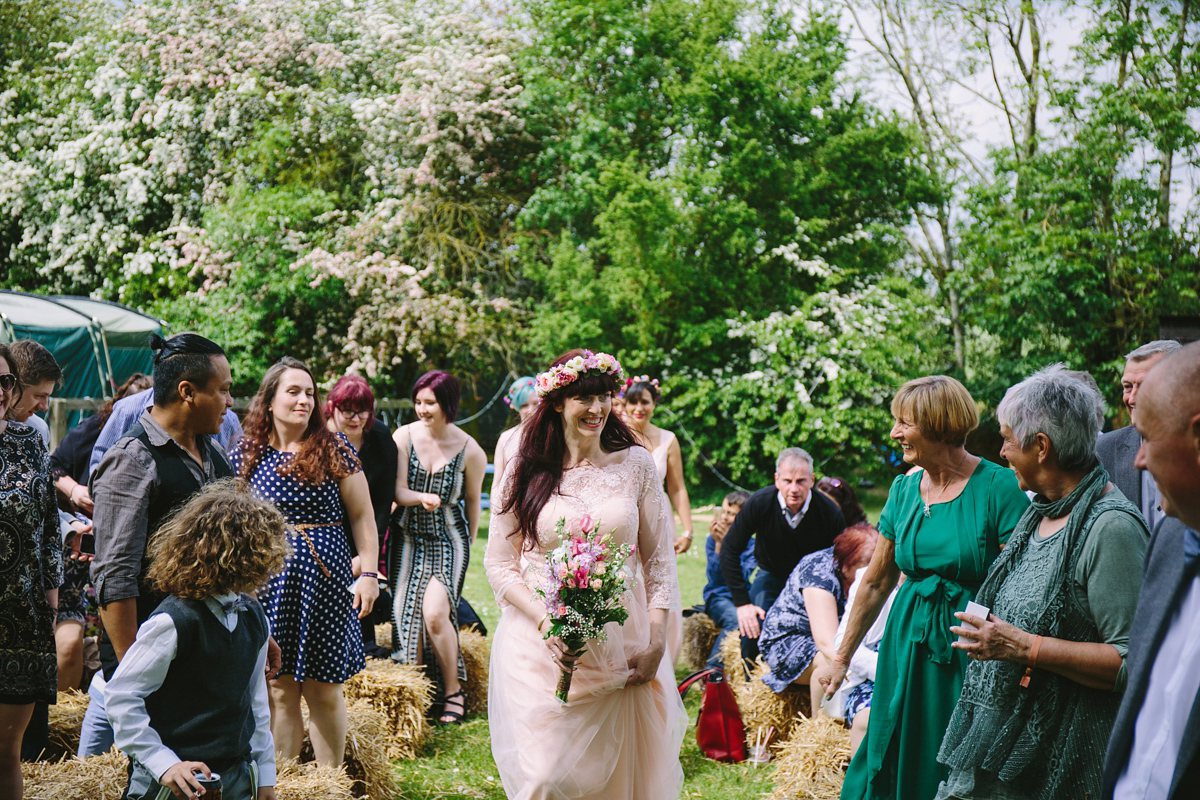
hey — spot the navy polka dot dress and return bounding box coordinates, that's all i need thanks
[232,435,365,684]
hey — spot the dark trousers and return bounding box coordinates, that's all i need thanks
[740,570,788,664]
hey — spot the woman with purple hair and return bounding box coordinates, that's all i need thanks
[390,371,487,724]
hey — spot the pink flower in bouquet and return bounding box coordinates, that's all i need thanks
[590,579,602,590]
[574,568,589,587]
[579,514,595,534]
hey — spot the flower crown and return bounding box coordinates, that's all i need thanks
[624,375,660,391]
[535,351,624,397]
[504,376,537,407]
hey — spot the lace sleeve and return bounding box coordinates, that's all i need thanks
[636,451,680,611]
[484,463,525,608]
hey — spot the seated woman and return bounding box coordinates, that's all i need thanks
[826,565,901,756]
[758,523,877,707]
[936,365,1149,800]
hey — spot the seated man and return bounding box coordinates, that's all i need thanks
[702,491,751,669]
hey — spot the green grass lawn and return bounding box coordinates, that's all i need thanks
[395,484,889,798]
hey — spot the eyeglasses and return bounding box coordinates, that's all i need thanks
[0,373,15,392]
[337,407,371,419]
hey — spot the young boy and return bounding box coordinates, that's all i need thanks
[702,490,752,668]
[106,480,288,800]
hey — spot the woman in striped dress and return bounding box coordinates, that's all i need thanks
[390,371,487,724]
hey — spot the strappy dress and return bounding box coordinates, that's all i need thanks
[389,440,469,690]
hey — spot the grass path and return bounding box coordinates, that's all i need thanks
[391,486,889,798]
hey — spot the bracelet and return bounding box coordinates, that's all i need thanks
[360,572,378,579]
[539,613,550,633]
[1019,634,1043,688]
[680,532,693,540]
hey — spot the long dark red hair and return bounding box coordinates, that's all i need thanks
[238,357,356,485]
[500,350,638,551]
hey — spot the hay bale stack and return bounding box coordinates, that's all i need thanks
[717,629,811,745]
[374,622,393,648]
[458,627,490,717]
[767,713,851,800]
[343,659,433,759]
[733,658,812,747]
[45,690,89,760]
[276,758,356,800]
[717,630,748,690]
[343,700,399,800]
[298,702,397,800]
[22,748,128,800]
[681,612,720,671]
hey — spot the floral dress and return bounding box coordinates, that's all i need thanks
[0,422,62,703]
[759,546,844,692]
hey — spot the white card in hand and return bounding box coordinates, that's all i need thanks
[957,601,989,643]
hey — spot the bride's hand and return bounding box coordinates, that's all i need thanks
[626,640,665,687]
[544,634,583,673]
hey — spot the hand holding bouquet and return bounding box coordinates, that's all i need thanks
[535,513,635,703]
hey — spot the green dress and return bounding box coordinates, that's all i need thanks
[840,459,1029,800]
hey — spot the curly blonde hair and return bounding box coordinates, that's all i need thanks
[146,479,290,599]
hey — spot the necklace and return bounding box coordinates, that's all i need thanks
[923,451,968,518]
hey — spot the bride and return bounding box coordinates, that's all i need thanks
[485,349,686,800]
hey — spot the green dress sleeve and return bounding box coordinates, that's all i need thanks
[1071,507,1148,693]
[988,467,1030,546]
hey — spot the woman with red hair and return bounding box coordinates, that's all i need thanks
[758,523,879,709]
[325,374,398,657]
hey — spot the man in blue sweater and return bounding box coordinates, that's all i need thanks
[720,448,845,663]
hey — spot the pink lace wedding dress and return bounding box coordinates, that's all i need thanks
[485,446,686,799]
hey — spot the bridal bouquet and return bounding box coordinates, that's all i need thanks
[535,513,634,703]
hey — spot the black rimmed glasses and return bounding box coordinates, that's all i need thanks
[0,373,16,392]
[337,407,371,419]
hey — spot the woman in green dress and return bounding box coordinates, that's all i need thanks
[935,366,1147,799]
[816,376,1029,800]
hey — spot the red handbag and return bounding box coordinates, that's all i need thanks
[678,667,747,763]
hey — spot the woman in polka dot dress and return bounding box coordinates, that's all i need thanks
[231,357,379,767]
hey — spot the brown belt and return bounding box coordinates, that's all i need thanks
[289,523,332,578]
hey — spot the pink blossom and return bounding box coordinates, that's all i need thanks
[574,568,589,587]
[579,513,594,534]
[590,579,602,590]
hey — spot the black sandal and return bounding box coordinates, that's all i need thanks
[437,690,466,725]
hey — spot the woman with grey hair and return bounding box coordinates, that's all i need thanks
[935,365,1150,800]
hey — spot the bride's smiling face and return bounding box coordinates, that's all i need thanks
[555,392,611,438]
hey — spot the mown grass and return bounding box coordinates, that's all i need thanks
[393,484,889,798]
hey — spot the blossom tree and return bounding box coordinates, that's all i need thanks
[0,0,531,389]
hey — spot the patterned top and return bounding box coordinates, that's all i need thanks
[0,421,63,703]
[758,547,844,692]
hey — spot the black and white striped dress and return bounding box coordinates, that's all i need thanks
[389,441,468,690]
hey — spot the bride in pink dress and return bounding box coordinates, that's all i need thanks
[485,350,686,800]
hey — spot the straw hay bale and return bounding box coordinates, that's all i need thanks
[767,713,851,800]
[734,658,812,747]
[299,701,398,800]
[458,627,490,717]
[681,612,720,671]
[374,622,393,648]
[716,629,812,745]
[717,630,748,690]
[22,748,128,800]
[45,690,89,760]
[343,700,399,800]
[343,658,433,759]
[276,758,356,800]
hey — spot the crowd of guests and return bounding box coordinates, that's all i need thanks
[2,332,1199,800]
